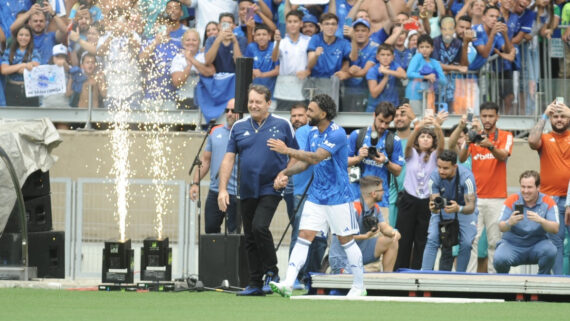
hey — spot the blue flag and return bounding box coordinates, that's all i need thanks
[195,73,236,122]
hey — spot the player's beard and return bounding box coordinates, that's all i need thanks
[308,116,320,126]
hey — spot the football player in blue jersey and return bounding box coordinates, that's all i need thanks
[267,94,366,297]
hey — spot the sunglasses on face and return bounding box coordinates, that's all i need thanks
[225,108,237,114]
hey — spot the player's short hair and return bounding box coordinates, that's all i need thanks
[311,94,337,121]
[480,101,499,114]
[374,102,396,119]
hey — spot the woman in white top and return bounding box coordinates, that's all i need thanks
[171,29,215,109]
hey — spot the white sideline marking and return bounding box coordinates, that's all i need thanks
[290,296,504,303]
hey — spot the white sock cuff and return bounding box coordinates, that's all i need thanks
[297,237,312,247]
[341,239,356,249]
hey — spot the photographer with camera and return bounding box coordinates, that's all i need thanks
[421,150,477,272]
[458,102,513,273]
[348,102,404,223]
[329,176,400,274]
[528,99,570,275]
[494,171,559,275]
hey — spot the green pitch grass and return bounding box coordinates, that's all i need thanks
[1,288,569,321]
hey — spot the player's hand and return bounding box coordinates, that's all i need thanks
[400,105,416,121]
[189,184,199,201]
[507,211,524,226]
[478,137,494,149]
[379,64,389,74]
[429,200,437,213]
[349,64,361,75]
[217,189,230,212]
[372,152,387,166]
[252,69,262,79]
[444,200,460,213]
[274,29,281,42]
[296,69,310,80]
[424,73,436,83]
[267,138,288,154]
[273,172,289,190]
[436,110,448,125]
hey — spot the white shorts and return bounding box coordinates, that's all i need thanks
[299,201,360,237]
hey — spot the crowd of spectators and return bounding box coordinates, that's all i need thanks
[0,0,569,119]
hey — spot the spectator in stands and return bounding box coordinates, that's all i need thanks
[420,0,446,38]
[456,0,485,26]
[431,16,469,113]
[405,34,447,116]
[235,0,276,43]
[329,175,400,273]
[342,18,378,112]
[1,25,40,107]
[272,10,310,110]
[358,0,409,34]
[462,102,514,273]
[171,29,215,109]
[366,44,407,112]
[0,0,32,39]
[138,0,191,37]
[69,22,100,66]
[245,24,279,93]
[188,0,237,45]
[204,13,247,74]
[394,115,444,270]
[325,0,361,39]
[406,30,419,53]
[301,14,320,37]
[494,170,559,275]
[528,100,570,274]
[202,21,218,48]
[69,52,105,108]
[68,0,103,22]
[421,149,477,272]
[393,29,413,70]
[139,1,188,110]
[42,44,70,109]
[469,5,514,72]
[68,9,93,58]
[347,102,404,223]
[10,2,68,64]
[388,102,416,227]
[190,99,239,234]
[306,13,351,79]
[97,9,143,110]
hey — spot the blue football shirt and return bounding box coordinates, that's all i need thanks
[245,42,279,93]
[305,122,354,205]
[307,33,351,78]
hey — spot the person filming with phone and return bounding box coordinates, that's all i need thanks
[528,98,570,275]
[494,171,559,275]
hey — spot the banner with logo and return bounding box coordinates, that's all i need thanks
[24,65,66,98]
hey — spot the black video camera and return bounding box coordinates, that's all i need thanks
[367,146,377,159]
[468,130,484,144]
[433,196,448,210]
[368,130,379,159]
[362,215,379,233]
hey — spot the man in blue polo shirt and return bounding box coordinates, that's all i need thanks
[10,2,67,64]
[190,99,239,234]
[421,150,478,272]
[218,84,297,296]
[469,5,514,71]
[205,12,247,73]
[347,102,404,222]
[268,94,366,297]
[494,170,559,275]
[306,12,351,79]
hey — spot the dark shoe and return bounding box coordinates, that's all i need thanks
[236,286,265,296]
[262,271,279,294]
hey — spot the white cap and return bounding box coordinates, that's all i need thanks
[52,44,67,56]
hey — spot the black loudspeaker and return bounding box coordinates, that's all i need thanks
[21,170,50,200]
[234,57,253,113]
[199,234,249,288]
[28,231,65,278]
[0,233,22,265]
[4,194,53,233]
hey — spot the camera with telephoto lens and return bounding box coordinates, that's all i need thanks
[362,215,379,233]
[433,196,448,210]
[468,130,484,143]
